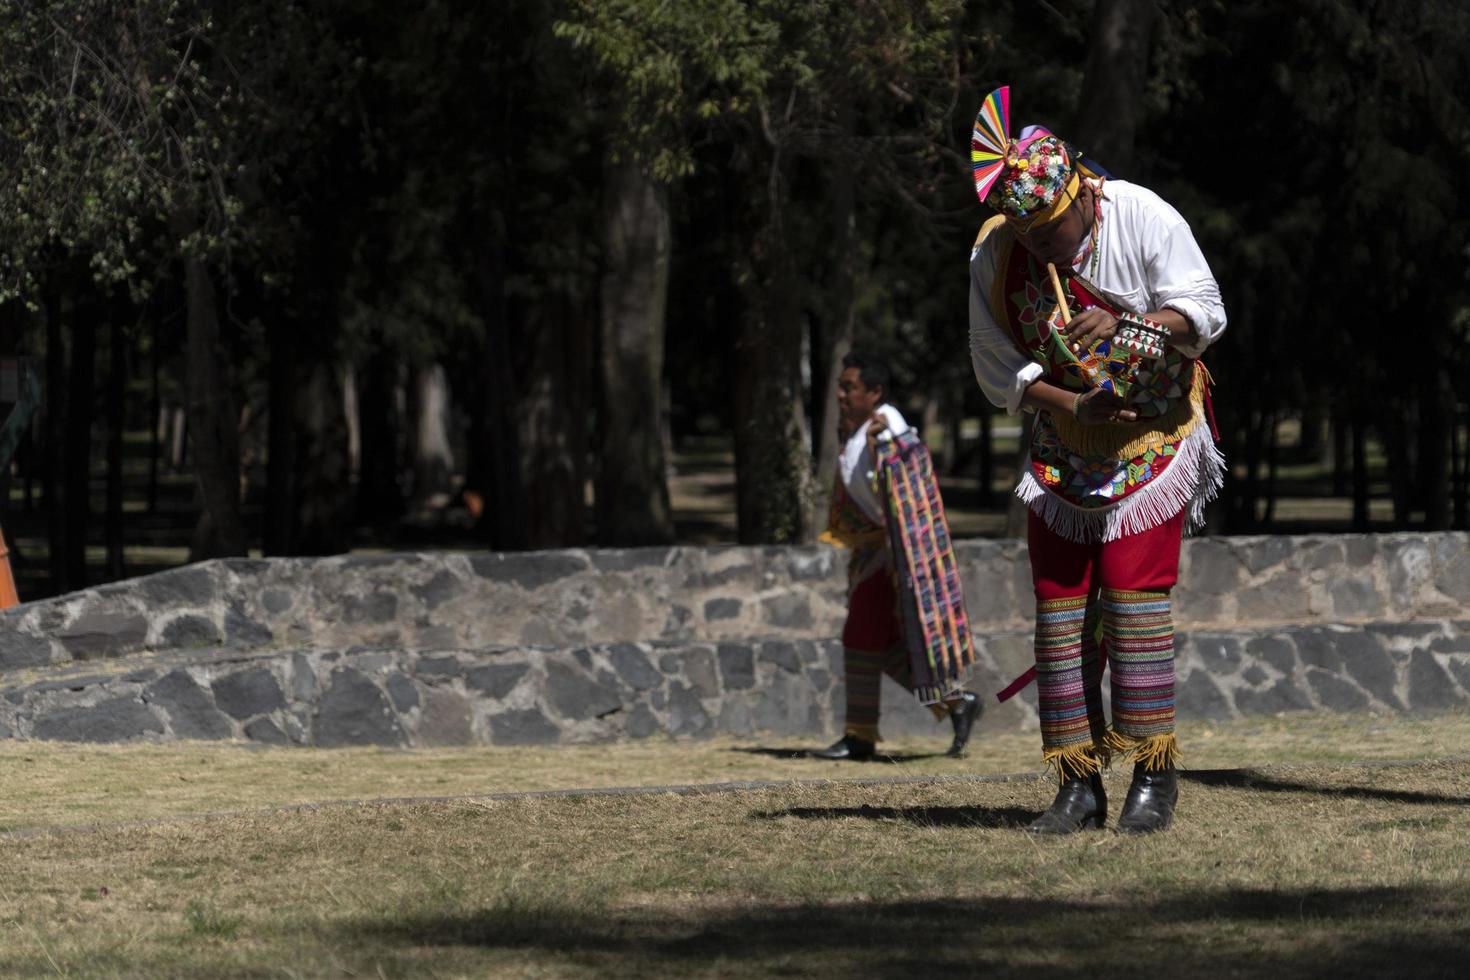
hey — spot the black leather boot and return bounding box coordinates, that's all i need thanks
[945,692,982,758]
[1026,772,1107,834]
[1116,763,1179,834]
[810,735,875,761]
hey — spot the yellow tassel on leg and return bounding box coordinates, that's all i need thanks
[1041,742,1107,783]
[1104,730,1180,770]
[845,723,881,743]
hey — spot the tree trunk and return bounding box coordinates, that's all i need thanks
[265,311,300,554]
[354,350,406,531]
[1420,367,1452,530]
[1351,406,1370,532]
[1074,0,1161,173]
[471,225,530,550]
[520,290,592,548]
[105,314,126,580]
[63,302,96,589]
[734,245,813,545]
[411,362,454,507]
[807,135,858,537]
[43,287,68,593]
[291,360,352,555]
[595,159,674,546]
[180,252,247,558]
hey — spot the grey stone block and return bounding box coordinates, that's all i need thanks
[1246,635,1298,674]
[1188,539,1241,594]
[761,594,813,629]
[212,669,288,720]
[1240,536,1293,576]
[1433,537,1470,603]
[750,672,815,736]
[138,566,216,606]
[386,673,420,712]
[341,592,397,625]
[1333,630,1404,709]
[144,670,233,740]
[244,717,290,745]
[1305,540,1346,574]
[59,612,148,659]
[666,682,710,736]
[291,654,318,703]
[1234,677,1313,715]
[1241,665,1268,686]
[0,630,53,669]
[788,549,836,581]
[625,703,661,739]
[544,659,621,720]
[590,549,670,572]
[418,688,474,746]
[1176,669,1233,721]
[1407,650,1466,712]
[262,589,295,615]
[470,553,589,590]
[224,608,273,648]
[1189,634,1243,673]
[410,571,463,610]
[159,615,222,649]
[758,641,802,674]
[416,655,464,677]
[718,644,756,690]
[1296,628,1347,671]
[1236,581,1308,622]
[315,668,405,748]
[715,698,755,735]
[661,606,694,637]
[704,598,742,621]
[659,649,718,698]
[33,697,163,742]
[1330,576,1385,619]
[489,708,561,745]
[1430,634,1470,655]
[463,663,528,700]
[609,644,661,691]
[1304,668,1371,712]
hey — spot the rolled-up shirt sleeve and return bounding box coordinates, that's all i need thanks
[969,239,1041,415]
[1144,212,1227,359]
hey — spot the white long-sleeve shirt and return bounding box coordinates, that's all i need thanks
[968,179,1227,415]
[837,403,910,525]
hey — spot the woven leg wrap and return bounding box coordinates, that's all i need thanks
[1100,588,1179,769]
[843,646,887,743]
[1034,594,1108,776]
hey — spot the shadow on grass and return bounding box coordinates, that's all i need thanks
[1182,768,1470,806]
[750,802,1038,828]
[338,885,1470,977]
[730,747,947,764]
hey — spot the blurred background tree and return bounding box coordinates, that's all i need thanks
[0,0,1465,599]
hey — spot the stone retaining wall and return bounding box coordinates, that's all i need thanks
[2,620,1465,746]
[3,534,1467,674]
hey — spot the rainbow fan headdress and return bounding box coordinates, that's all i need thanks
[971,86,1091,231]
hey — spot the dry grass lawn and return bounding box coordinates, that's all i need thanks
[1,712,1468,977]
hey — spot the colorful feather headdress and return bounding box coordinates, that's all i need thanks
[971,86,1091,231]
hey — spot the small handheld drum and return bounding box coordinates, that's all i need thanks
[1045,264,1170,401]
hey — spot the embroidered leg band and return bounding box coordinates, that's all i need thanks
[1035,594,1108,779]
[1100,588,1179,770]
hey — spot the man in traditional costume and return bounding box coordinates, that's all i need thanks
[813,351,981,761]
[966,87,1226,833]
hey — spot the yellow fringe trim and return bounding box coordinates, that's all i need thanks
[845,723,880,743]
[818,528,887,549]
[1041,742,1108,783]
[926,702,950,722]
[1103,730,1180,771]
[1051,362,1208,460]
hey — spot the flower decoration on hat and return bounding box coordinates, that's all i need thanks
[971,86,1080,229]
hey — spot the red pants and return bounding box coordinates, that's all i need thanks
[1027,508,1185,764]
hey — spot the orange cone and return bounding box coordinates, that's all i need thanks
[0,527,18,609]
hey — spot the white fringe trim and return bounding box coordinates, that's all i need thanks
[1015,422,1227,543]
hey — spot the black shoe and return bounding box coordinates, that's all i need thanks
[1026,773,1107,834]
[1117,764,1179,834]
[945,692,982,758]
[810,735,875,761]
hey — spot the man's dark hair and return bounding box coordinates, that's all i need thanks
[841,351,890,397]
